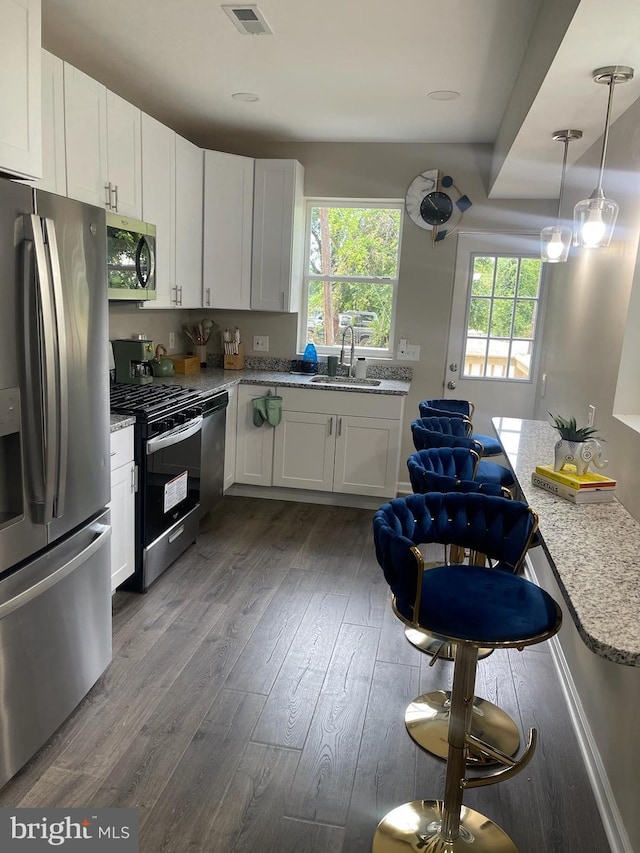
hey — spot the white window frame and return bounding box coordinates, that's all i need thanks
[298,198,404,358]
[461,251,544,383]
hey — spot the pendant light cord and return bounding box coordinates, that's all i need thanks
[596,75,617,190]
[556,136,570,226]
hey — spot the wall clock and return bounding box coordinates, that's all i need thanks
[405,169,472,244]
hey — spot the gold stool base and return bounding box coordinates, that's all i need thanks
[404,627,493,662]
[405,691,520,765]
[372,800,517,853]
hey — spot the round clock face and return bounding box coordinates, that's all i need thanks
[420,191,453,226]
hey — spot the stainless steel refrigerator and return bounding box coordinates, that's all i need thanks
[0,178,112,788]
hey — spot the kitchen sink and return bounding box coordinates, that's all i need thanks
[309,376,382,386]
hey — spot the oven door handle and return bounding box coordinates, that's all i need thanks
[146,417,203,455]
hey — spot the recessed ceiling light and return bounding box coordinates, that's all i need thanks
[427,90,460,101]
[231,92,260,102]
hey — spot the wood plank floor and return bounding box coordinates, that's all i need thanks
[0,496,611,853]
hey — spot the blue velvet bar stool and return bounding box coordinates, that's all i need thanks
[419,398,503,457]
[373,492,562,853]
[404,447,522,766]
[411,419,515,489]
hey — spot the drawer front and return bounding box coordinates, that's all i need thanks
[110,425,134,471]
[279,387,403,419]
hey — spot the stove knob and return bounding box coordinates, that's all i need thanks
[174,412,187,425]
[165,417,176,430]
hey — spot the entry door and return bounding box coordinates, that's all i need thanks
[444,232,546,439]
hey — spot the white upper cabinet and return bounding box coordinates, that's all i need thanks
[203,150,254,310]
[105,90,142,218]
[174,134,204,308]
[251,159,304,312]
[141,113,175,308]
[35,49,66,194]
[64,63,142,218]
[0,0,41,179]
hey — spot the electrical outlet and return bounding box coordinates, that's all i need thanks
[405,344,421,361]
[168,332,176,351]
[587,404,596,427]
[253,335,269,352]
[541,373,547,398]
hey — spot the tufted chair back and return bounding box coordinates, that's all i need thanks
[420,398,473,418]
[416,415,472,438]
[407,447,477,481]
[411,420,483,454]
[407,448,506,497]
[373,492,537,624]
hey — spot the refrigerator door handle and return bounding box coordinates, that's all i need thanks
[43,217,69,518]
[24,214,58,525]
[0,521,110,620]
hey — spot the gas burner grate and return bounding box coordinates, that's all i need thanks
[110,383,201,417]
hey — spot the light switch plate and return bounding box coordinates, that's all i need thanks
[253,335,269,352]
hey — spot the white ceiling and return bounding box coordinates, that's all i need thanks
[42,0,640,198]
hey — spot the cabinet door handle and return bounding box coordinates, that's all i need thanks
[111,184,118,211]
[206,287,211,306]
[131,464,138,493]
[281,290,286,310]
[337,417,342,436]
[328,416,333,436]
[104,183,111,208]
[172,285,178,305]
[178,285,183,306]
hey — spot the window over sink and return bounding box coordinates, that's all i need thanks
[299,200,403,357]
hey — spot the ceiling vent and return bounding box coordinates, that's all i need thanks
[222,5,273,35]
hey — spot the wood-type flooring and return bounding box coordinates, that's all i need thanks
[0,496,612,852]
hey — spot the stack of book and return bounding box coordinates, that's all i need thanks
[531,465,616,504]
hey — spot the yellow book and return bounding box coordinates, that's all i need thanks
[535,464,616,490]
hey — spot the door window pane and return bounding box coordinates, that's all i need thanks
[462,254,542,380]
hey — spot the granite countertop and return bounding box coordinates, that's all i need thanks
[109,369,410,433]
[110,414,135,432]
[493,417,640,666]
[150,368,411,396]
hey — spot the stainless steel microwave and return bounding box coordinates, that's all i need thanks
[106,212,156,301]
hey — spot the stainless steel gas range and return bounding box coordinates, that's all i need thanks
[110,382,228,591]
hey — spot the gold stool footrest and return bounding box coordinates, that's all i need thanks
[463,727,537,789]
[372,800,517,853]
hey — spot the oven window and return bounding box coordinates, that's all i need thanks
[144,438,200,544]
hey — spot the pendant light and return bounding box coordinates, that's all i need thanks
[540,130,582,263]
[573,65,634,249]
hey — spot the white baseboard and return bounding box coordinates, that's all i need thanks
[225,483,389,510]
[525,556,632,853]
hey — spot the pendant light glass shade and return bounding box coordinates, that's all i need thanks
[540,130,582,263]
[540,225,573,263]
[573,66,633,249]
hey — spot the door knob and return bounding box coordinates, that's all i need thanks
[449,362,458,372]
[447,380,457,390]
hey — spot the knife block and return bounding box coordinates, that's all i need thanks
[224,343,244,370]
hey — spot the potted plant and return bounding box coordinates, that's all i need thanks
[549,413,608,475]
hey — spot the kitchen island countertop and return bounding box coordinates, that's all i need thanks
[493,416,640,666]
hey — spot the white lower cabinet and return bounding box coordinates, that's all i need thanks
[109,426,136,592]
[224,385,238,491]
[272,388,403,498]
[235,384,277,486]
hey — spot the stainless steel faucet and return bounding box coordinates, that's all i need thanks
[339,325,356,377]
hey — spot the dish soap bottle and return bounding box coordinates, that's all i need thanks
[302,342,318,373]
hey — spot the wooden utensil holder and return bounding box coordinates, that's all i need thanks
[224,343,245,370]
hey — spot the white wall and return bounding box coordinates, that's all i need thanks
[533,98,640,520]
